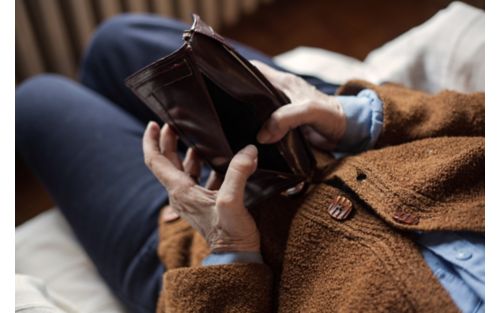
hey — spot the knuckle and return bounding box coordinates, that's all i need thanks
[272,105,302,130]
[144,154,157,169]
[300,101,323,122]
[305,100,321,113]
[270,111,285,130]
[169,185,187,202]
[228,158,255,178]
[216,194,236,208]
[144,156,151,168]
[150,156,165,173]
[281,73,297,85]
[232,156,254,171]
[272,109,284,120]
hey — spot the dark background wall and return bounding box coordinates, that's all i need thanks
[222,0,484,59]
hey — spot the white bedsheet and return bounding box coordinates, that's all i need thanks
[274,1,484,93]
[16,209,124,313]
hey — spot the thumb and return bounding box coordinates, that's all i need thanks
[217,145,258,208]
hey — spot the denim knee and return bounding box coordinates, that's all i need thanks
[16,74,75,153]
[81,15,136,66]
[16,74,75,116]
[18,72,75,99]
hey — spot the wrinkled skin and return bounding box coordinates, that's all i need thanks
[252,60,346,151]
[143,122,260,253]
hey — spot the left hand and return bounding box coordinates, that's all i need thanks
[251,60,347,151]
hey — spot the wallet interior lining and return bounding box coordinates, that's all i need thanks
[202,74,291,173]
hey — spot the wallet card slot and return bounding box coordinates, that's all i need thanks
[150,59,193,93]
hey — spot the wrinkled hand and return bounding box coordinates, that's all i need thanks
[143,122,261,253]
[251,60,346,151]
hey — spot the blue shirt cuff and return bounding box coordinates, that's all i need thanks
[335,89,384,155]
[202,251,264,266]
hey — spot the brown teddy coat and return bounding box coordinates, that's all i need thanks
[155,80,484,313]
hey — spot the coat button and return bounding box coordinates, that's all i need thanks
[328,195,353,220]
[392,210,419,225]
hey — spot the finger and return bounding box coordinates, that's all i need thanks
[250,60,293,90]
[303,128,338,150]
[205,170,224,190]
[257,102,318,144]
[143,122,191,189]
[143,121,162,159]
[182,147,202,182]
[161,205,180,223]
[159,123,182,169]
[217,145,258,209]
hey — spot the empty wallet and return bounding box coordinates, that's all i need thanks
[125,15,320,208]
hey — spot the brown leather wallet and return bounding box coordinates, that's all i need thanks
[125,15,318,208]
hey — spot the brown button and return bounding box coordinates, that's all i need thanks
[328,195,353,220]
[392,210,419,225]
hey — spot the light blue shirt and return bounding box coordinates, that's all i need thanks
[203,89,485,313]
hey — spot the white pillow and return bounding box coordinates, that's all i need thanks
[16,209,125,313]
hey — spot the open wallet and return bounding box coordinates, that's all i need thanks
[125,15,327,208]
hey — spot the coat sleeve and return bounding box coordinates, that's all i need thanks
[335,80,485,147]
[156,216,274,313]
[156,263,273,313]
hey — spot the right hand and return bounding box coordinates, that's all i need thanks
[143,122,261,253]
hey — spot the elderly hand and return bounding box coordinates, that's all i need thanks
[251,60,346,151]
[143,122,261,253]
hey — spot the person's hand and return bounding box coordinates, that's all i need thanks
[251,60,346,151]
[143,122,261,253]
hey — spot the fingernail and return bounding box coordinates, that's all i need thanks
[148,121,159,134]
[165,123,178,137]
[257,131,271,143]
[242,144,258,158]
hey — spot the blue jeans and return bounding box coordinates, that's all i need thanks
[16,14,339,313]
